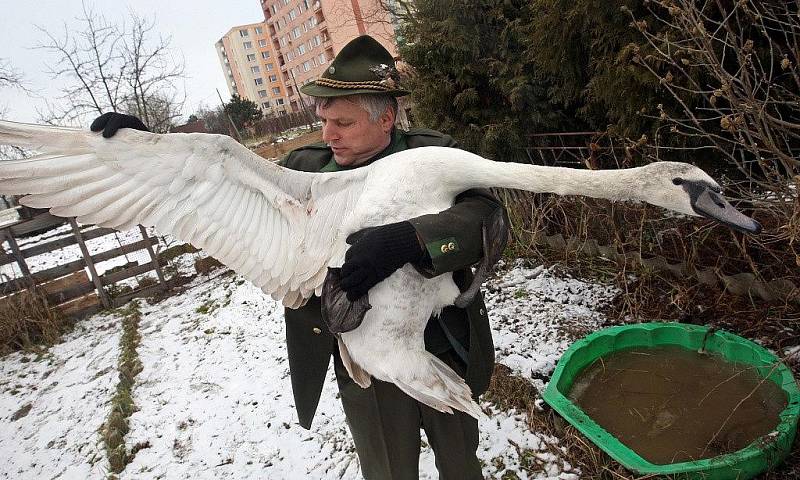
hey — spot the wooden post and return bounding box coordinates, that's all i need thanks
[2,228,35,289]
[69,218,111,309]
[138,225,167,287]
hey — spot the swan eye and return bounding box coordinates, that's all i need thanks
[672,178,683,185]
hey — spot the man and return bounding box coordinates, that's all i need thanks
[280,35,505,480]
[91,35,505,480]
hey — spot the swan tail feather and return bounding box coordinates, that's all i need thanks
[337,337,371,388]
[387,351,485,420]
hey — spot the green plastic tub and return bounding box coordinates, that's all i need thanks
[542,322,799,479]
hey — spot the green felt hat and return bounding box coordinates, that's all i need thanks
[300,35,410,98]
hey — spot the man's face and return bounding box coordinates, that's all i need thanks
[317,98,393,167]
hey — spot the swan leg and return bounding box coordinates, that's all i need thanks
[454,207,509,308]
[321,267,371,334]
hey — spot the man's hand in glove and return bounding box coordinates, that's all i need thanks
[90,112,149,138]
[341,221,427,301]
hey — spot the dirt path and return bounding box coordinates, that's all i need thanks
[254,130,323,160]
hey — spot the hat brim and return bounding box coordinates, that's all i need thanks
[300,82,410,98]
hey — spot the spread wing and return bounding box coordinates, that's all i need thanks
[0,120,369,308]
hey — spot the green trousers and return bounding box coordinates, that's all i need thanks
[333,347,483,480]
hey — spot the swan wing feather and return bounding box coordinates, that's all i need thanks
[0,120,368,305]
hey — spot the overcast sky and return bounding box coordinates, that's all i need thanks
[0,0,265,125]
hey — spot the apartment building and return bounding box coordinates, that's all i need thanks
[216,22,290,116]
[261,0,399,113]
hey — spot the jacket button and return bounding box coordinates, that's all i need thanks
[447,242,456,251]
[312,327,322,334]
[479,308,485,316]
[440,244,449,253]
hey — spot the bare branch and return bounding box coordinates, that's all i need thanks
[31,5,185,129]
[627,0,800,198]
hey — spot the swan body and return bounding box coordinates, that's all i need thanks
[0,121,760,419]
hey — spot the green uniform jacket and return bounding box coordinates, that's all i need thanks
[279,128,504,429]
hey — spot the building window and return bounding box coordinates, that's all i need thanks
[261,51,270,59]
[265,63,274,71]
[277,18,285,30]
[243,41,253,49]
[251,66,261,73]
[272,87,281,94]
[303,0,310,9]
[259,39,267,47]
[269,74,278,82]
[286,51,293,61]
[288,8,298,20]
[262,102,270,109]
[292,27,301,39]
[279,36,288,47]
[246,53,256,61]
[271,4,278,15]
[239,29,249,37]
[254,78,264,85]
[310,35,321,48]
[302,61,311,72]
[318,53,326,64]
[258,90,268,97]
[298,44,306,55]
[276,98,285,105]
[255,26,263,34]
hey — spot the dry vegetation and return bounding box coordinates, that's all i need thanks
[0,288,71,355]
[500,192,799,478]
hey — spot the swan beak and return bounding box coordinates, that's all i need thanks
[687,182,762,234]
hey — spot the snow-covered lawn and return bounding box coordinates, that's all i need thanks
[0,226,621,479]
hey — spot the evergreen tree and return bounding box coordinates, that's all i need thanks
[224,95,263,130]
[401,0,575,160]
[526,0,688,141]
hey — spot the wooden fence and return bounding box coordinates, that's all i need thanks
[249,110,316,138]
[0,214,169,319]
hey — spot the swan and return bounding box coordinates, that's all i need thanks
[0,120,760,419]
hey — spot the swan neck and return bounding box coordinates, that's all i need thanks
[467,162,641,201]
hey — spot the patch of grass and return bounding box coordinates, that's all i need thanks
[195,299,219,315]
[513,288,529,299]
[100,300,143,476]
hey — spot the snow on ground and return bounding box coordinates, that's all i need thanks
[0,312,122,479]
[0,239,620,479]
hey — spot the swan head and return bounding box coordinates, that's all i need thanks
[638,162,761,234]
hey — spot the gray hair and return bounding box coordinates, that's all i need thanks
[315,94,398,122]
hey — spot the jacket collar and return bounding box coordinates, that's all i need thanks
[319,129,407,172]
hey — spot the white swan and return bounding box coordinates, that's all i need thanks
[0,121,760,418]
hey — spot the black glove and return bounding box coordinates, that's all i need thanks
[90,112,149,138]
[341,221,425,301]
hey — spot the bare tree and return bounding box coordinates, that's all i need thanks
[0,58,29,118]
[624,0,800,270]
[0,58,25,90]
[35,2,184,130]
[625,0,800,194]
[119,11,185,132]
